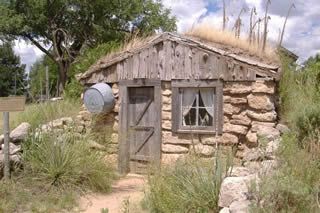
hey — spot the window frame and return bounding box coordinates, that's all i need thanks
[171,80,223,135]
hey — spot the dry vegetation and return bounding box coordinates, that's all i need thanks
[0,100,80,132]
[185,24,279,64]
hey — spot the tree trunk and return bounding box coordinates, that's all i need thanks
[57,60,69,96]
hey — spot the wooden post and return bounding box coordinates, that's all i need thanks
[14,73,17,95]
[3,112,10,180]
[0,96,26,179]
[45,65,49,100]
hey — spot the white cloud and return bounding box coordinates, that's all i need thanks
[162,0,208,31]
[14,40,44,73]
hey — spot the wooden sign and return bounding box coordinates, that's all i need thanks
[0,96,26,112]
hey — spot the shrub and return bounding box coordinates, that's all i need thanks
[143,153,230,213]
[22,131,115,192]
[279,56,320,148]
[64,79,83,100]
[69,41,120,76]
[295,105,320,146]
[250,133,320,212]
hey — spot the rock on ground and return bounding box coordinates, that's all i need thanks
[220,207,230,213]
[1,143,21,155]
[88,140,106,150]
[218,175,255,208]
[229,200,251,213]
[228,167,254,177]
[276,123,290,134]
[10,122,31,142]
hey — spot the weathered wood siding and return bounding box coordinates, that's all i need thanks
[81,40,276,84]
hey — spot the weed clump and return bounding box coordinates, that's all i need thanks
[250,133,320,212]
[22,131,115,192]
[143,154,229,213]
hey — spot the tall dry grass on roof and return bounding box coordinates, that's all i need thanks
[185,24,279,64]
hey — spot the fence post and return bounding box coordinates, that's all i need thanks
[3,112,10,180]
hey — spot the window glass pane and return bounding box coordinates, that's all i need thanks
[180,87,215,128]
[183,107,197,126]
[182,88,197,107]
[199,91,204,107]
[199,108,213,126]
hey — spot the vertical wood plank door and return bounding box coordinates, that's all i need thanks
[126,86,161,173]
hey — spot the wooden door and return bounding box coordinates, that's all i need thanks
[118,80,161,174]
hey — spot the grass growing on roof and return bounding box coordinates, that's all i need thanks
[185,24,279,63]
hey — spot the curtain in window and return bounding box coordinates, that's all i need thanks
[182,88,197,116]
[200,88,214,117]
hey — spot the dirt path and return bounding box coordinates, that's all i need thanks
[79,174,146,213]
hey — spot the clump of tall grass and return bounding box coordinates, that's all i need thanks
[250,133,320,212]
[22,131,115,192]
[143,153,231,213]
[280,56,320,149]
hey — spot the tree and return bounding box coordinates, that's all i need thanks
[0,0,176,93]
[0,42,26,97]
[29,55,59,98]
[303,54,320,68]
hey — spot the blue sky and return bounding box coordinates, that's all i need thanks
[14,0,320,71]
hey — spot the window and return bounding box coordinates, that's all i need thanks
[171,80,223,134]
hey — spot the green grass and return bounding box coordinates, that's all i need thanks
[0,128,116,212]
[250,133,320,212]
[0,179,78,213]
[142,153,231,213]
[23,131,116,192]
[0,99,81,133]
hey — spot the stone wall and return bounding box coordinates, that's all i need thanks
[75,83,120,154]
[161,80,280,164]
[78,80,280,167]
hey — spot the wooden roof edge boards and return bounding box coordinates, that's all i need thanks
[78,33,169,80]
[166,32,279,70]
[78,32,280,82]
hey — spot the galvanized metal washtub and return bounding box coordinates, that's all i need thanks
[83,83,115,114]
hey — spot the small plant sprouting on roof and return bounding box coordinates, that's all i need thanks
[279,3,296,47]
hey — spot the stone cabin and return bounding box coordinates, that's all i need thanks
[77,32,282,174]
